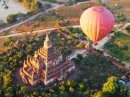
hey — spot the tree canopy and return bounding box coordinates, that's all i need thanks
[7,14,17,23]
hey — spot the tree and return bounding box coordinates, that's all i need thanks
[77,54,83,60]
[3,75,12,85]
[78,83,85,91]
[5,87,14,97]
[107,76,118,82]
[45,3,52,9]
[16,12,26,20]
[26,44,32,53]
[76,42,85,48]
[29,0,42,12]
[0,19,4,26]
[69,87,74,92]
[26,11,34,16]
[59,85,65,91]
[102,76,119,95]
[94,91,105,97]
[127,90,130,97]
[17,52,23,58]
[125,25,130,31]
[40,16,46,21]
[23,0,32,7]
[7,14,17,23]
[59,91,68,97]
[84,90,90,97]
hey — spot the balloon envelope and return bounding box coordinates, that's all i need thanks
[80,6,114,42]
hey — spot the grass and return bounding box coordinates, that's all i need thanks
[13,1,101,33]
[105,32,130,61]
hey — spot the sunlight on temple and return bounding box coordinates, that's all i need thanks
[20,34,75,86]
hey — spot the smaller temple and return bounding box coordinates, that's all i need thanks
[14,40,21,48]
[115,3,119,7]
[85,41,93,51]
[20,34,75,86]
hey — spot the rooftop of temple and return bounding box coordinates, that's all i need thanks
[20,33,75,86]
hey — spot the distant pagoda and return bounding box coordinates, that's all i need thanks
[14,40,21,48]
[85,41,93,51]
[20,34,75,86]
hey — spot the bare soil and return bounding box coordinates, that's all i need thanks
[13,1,101,33]
[91,0,130,21]
[0,38,9,53]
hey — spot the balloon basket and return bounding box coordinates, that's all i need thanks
[94,43,98,46]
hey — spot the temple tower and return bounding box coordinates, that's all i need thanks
[20,34,75,86]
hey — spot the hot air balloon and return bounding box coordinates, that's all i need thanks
[80,6,114,44]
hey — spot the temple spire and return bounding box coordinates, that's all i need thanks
[46,33,49,41]
[44,33,52,48]
[85,41,93,51]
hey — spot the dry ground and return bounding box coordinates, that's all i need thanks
[91,0,130,21]
[0,38,9,52]
[13,1,101,33]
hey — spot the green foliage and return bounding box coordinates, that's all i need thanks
[0,35,45,96]
[7,14,17,23]
[94,91,105,97]
[49,30,78,55]
[17,0,23,2]
[40,16,46,21]
[125,25,130,32]
[44,0,56,3]
[26,10,34,16]
[76,42,85,48]
[96,49,103,54]
[16,12,26,20]
[102,81,118,95]
[105,32,130,60]
[114,12,127,23]
[107,76,118,82]
[29,0,42,12]
[4,5,8,9]
[0,30,10,36]
[73,52,126,90]
[0,30,127,97]
[118,82,127,95]
[61,27,85,39]
[45,0,89,3]
[23,0,42,12]
[23,0,32,6]
[94,76,127,97]
[127,90,130,97]
[0,19,4,25]
[77,54,83,60]
[3,74,12,85]
[69,87,74,92]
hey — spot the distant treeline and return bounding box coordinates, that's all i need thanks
[43,0,88,3]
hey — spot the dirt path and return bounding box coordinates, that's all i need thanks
[0,2,63,33]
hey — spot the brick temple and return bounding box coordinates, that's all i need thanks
[20,34,75,86]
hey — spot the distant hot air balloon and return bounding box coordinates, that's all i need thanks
[80,6,114,43]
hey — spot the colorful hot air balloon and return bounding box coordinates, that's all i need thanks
[80,6,114,43]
